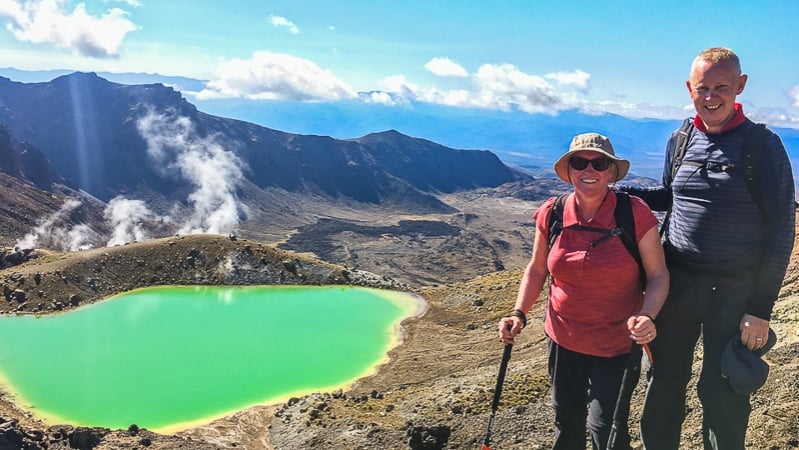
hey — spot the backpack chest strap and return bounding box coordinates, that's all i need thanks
[564,224,626,247]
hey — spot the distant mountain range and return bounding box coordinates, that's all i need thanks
[3,67,798,181]
[0,71,545,253]
[0,72,526,207]
[194,99,799,181]
[195,99,676,177]
[1,69,797,254]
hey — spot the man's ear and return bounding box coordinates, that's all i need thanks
[736,74,748,95]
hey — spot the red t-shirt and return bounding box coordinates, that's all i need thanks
[533,192,658,357]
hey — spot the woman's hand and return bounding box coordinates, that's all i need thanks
[498,316,522,344]
[628,314,656,344]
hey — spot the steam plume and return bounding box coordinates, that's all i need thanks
[136,110,245,235]
[105,196,154,246]
[15,199,96,251]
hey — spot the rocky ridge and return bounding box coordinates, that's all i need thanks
[0,228,797,449]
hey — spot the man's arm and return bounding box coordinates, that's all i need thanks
[618,185,671,211]
[617,131,679,211]
[745,131,796,320]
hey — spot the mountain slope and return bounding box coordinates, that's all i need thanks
[0,73,529,210]
[0,172,110,250]
[0,72,553,285]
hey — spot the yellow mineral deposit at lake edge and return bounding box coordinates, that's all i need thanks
[0,287,429,435]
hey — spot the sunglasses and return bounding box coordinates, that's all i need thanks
[568,156,612,171]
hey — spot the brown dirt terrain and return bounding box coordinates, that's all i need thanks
[0,198,797,449]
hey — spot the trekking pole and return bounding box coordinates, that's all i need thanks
[481,325,513,450]
[607,342,651,449]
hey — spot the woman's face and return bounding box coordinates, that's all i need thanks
[567,151,616,194]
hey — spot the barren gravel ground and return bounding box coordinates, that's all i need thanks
[0,192,797,449]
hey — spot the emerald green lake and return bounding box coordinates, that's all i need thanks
[0,285,423,432]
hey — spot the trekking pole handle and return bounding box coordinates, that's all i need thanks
[642,342,653,365]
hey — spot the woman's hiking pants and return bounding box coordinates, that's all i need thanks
[548,338,632,450]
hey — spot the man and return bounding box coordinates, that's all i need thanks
[623,47,795,449]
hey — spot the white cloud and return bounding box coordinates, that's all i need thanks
[424,57,468,78]
[747,105,799,129]
[581,100,690,120]
[358,76,421,105]
[104,0,141,7]
[386,63,799,127]
[196,51,357,101]
[546,69,590,92]
[363,91,396,106]
[417,87,473,107]
[791,84,799,107]
[470,63,560,112]
[375,63,565,113]
[0,0,138,58]
[578,96,799,129]
[206,51,799,127]
[381,75,418,101]
[269,14,299,34]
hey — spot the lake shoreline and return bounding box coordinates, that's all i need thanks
[0,285,429,435]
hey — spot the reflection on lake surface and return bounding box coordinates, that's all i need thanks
[0,285,423,432]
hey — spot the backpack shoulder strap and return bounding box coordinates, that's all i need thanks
[671,118,694,182]
[547,193,569,251]
[662,118,694,236]
[738,122,799,215]
[613,192,644,278]
[740,122,770,208]
[547,191,647,286]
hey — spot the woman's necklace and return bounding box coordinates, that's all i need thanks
[575,189,611,223]
[578,206,597,223]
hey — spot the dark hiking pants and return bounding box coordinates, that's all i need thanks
[548,338,632,450]
[640,265,754,450]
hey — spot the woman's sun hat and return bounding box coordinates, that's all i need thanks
[553,132,630,183]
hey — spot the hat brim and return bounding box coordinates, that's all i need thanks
[553,149,630,184]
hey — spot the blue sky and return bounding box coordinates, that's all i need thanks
[0,0,798,128]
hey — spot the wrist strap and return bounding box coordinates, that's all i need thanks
[510,309,528,328]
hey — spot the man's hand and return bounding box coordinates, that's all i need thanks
[739,314,770,351]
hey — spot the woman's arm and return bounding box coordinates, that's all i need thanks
[498,226,550,344]
[627,226,669,343]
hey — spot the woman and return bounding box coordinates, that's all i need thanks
[498,132,669,450]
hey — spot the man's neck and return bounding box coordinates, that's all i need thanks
[694,103,747,134]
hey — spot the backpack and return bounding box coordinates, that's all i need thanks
[666,118,792,227]
[547,191,645,284]
[672,118,772,194]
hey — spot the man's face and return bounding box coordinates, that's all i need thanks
[686,59,747,134]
